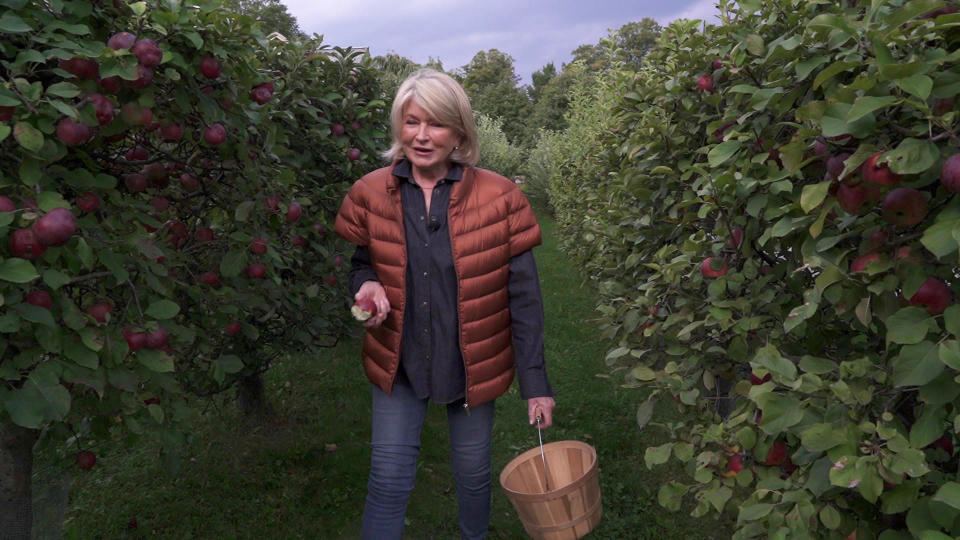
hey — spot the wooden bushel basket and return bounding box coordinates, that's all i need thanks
[499,440,602,539]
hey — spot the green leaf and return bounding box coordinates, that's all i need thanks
[819,505,841,529]
[0,124,10,142]
[0,12,33,32]
[757,392,804,435]
[939,341,960,370]
[64,339,99,369]
[882,483,922,515]
[846,96,898,123]
[933,482,960,510]
[745,34,765,56]
[235,201,255,222]
[910,406,946,448]
[0,259,39,283]
[752,344,797,380]
[136,349,174,372]
[886,138,939,175]
[801,423,848,452]
[147,403,164,424]
[130,1,147,15]
[657,482,689,512]
[183,31,204,49]
[215,355,244,374]
[45,82,82,99]
[145,300,180,320]
[220,250,246,277]
[98,249,129,282]
[896,75,933,100]
[813,61,856,90]
[13,303,55,327]
[892,341,943,387]
[738,503,774,522]
[800,181,831,213]
[13,122,43,152]
[821,103,875,139]
[705,486,733,513]
[42,269,71,290]
[921,216,960,259]
[886,307,936,345]
[799,356,836,374]
[636,399,655,430]
[644,443,672,468]
[795,55,828,81]
[708,140,742,167]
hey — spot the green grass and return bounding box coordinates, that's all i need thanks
[58,209,733,539]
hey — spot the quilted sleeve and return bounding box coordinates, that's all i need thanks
[505,185,542,256]
[334,182,370,246]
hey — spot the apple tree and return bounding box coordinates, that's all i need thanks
[0,0,386,535]
[544,0,960,537]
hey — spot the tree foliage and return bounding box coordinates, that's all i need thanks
[221,0,305,40]
[543,0,960,537]
[459,49,531,145]
[570,18,662,72]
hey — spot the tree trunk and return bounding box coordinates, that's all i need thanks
[236,372,269,416]
[0,423,38,540]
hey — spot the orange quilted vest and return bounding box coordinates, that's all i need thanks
[334,164,542,407]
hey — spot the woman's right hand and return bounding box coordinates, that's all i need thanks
[356,280,390,328]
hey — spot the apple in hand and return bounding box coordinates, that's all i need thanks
[351,297,378,322]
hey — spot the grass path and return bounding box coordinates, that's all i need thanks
[61,209,732,538]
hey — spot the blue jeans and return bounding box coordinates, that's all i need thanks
[361,382,495,540]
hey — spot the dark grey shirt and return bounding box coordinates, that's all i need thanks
[349,159,553,404]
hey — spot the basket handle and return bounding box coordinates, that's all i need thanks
[535,415,550,491]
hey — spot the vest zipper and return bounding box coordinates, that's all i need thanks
[449,175,470,415]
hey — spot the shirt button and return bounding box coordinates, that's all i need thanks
[420,215,425,221]
[423,272,428,278]
[424,242,429,248]
[422,301,428,307]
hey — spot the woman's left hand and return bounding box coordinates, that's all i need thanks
[527,396,556,429]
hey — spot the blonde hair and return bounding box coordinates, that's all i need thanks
[382,68,479,167]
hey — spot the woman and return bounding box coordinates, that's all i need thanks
[334,68,555,540]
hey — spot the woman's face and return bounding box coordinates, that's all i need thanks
[400,100,461,176]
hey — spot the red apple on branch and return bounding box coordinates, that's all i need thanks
[56,118,92,146]
[86,301,114,324]
[224,322,241,335]
[132,39,162,67]
[286,202,302,222]
[25,290,53,309]
[32,207,77,246]
[881,187,928,226]
[250,237,268,254]
[765,441,788,465]
[200,54,221,79]
[941,153,960,193]
[850,252,883,273]
[697,74,714,92]
[76,450,97,470]
[10,229,47,260]
[146,325,169,349]
[700,257,728,278]
[107,32,136,50]
[910,278,951,315]
[203,123,226,145]
[861,153,902,186]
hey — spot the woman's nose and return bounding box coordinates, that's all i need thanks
[415,123,428,140]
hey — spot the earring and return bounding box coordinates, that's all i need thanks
[454,146,459,150]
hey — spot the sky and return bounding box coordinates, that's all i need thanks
[280,0,721,85]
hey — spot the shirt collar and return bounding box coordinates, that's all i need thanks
[393,158,463,184]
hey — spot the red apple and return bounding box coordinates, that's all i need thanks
[56,118,92,146]
[700,257,728,278]
[124,173,148,192]
[33,208,77,246]
[126,146,149,161]
[146,325,169,349]
[765,441,788,466]
[100,76,123,94]
[85,93,115,125]
[348,148,362,161]
[825,152,852,182]
[312,223,325,235]
[250,83,273,104]
[729,227,744,249]
[910,277,951,315]
[931,434,955,455]
[121,102,152,126]
[264,196,281,213]
[291,234,307,247]
[323,274,338,286]
[194,227,215,243]
[59,58,99,80]
[250,237,268,254]
[862,153,902,186]
[199,271,220,287]
[77,192,100,213]
[142,162,168,187]
[749,373,772,385]
[86,301,113,324]
[76,450,97,470]
[204,123,226,145]
[726,454,743,475]
[866,230,888,250]
[882,187,928,226]
[837,182,880,216]
[224,322,242,335]
[107,32,136,50]
[941,153,960,192]
[179,173,200,192]
[711,58,723,71]
[850,252,884,272]
[286,202,302,222]
[330,123,345,136]
[351,297,377,322]
[160,123,183,141]
[0,106,14,122]
[934,97,955,116]
[9,229,46,259]
[128,64,154,89]
[697,74,714,92]
[25,290,53,309]
[333,255,344,267]
[132,39,162,67]
[123,328,147,351]
[245,263,267,279]
[200,54,221,79]
[0,196,14,212]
